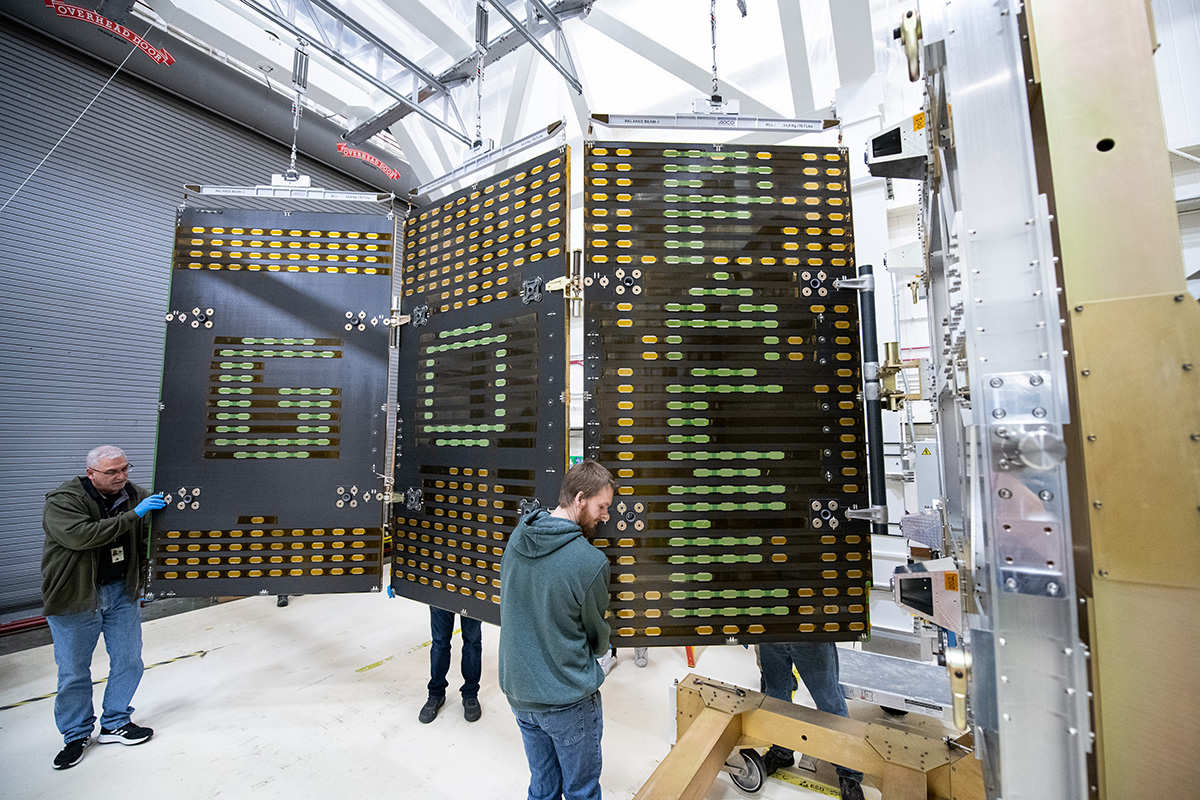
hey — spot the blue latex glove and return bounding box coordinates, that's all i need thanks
[134,494,167,518]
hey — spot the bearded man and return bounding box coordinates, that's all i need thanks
[498,459,615,800]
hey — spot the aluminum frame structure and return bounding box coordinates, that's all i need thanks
[243,0,472,145]
[345,0,593,143]
[894,1,1090,797]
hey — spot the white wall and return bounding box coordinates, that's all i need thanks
[1152,0,1200,297]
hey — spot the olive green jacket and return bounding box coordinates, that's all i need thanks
[41,477,151,616]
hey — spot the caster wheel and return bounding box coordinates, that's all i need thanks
[729,748,767,794]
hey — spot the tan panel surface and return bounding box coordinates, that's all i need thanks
[1029,0,1182,303]
[1070,293,1200,589]
[1092,581,1200,796]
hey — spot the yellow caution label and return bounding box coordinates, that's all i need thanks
[945,572,959,592]
[913,111,926,131]
[773,770,840,797]
[921,447,932,456]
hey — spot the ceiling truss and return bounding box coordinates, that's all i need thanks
[244,0,472,144]
[345,0,592,144]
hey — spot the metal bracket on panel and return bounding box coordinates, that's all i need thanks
[518,497,541,516]
[163,487,201,511]
[335,486,360,508]
[410,305,431,328]
[384,314,411,328]
[165,307,215,328]
[832,274,876,292]
[845,504,888,526]
[404,487,424,512]
[982,371,1070,596]
[376,471,395,505]
[522,276,545,304]
[343,311,371,331]
[545,275,571,293]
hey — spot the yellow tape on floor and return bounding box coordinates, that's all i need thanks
[0,650,207,711]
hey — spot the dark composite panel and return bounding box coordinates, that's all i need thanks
[150,208,393,597]
[391,148,570,624]
[583,141,872,646]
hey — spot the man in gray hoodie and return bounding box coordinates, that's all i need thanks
[498,459,615,800]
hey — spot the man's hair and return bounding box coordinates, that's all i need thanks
[87,446,127,469]
[557,459,616,507]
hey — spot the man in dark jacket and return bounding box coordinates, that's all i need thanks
[42,445,165,770]
[499,459,615,800]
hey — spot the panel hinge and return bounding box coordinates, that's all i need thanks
[845,504,888,524]
[832,274,875,292]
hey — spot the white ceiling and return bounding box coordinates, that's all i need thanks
[132,0,894,194]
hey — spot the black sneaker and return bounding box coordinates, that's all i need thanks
[839,776,866,800]
[53,737,90,770]
[98,722,153,745]
[463,696,481,722]
[762,747,794,776]
[418,695,445,724]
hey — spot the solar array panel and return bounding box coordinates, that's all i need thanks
[583,141,872,646]
[391,149,570,623]
[151,208,392,597]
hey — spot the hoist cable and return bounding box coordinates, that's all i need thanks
[0,24,149,214]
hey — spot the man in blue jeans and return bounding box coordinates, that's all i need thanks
[498,460,615,800]
[41,446,166,770]
[759,641,865,800]
[418,607,483,723]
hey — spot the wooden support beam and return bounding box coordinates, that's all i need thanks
[640,674,986,800]
[635,706,742,800]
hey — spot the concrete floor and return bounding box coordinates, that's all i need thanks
[0,589,919,799]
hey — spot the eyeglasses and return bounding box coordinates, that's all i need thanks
[91,464,132,476]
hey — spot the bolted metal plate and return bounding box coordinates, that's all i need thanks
[1070,292,1200,589]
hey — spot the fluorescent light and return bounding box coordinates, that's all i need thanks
[184,183,392,203]
[590,113,836,133]
[412,119,566,198]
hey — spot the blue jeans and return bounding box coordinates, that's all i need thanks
[759,641,863,783]
[46,580,144,743]
[512,691,604,800]
[428,607,482,699]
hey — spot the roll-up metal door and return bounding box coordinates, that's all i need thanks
[0,25,379,617]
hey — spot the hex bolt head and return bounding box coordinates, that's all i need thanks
[1030,375,1044,386]
[1047,582,1060,596]
[1033,407,1047,418]
[1039,490,1054,502]
[989,377,1004,388]
[992,408,1006,419]
[998,488,1013,499]
[1005,577,1018,589]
